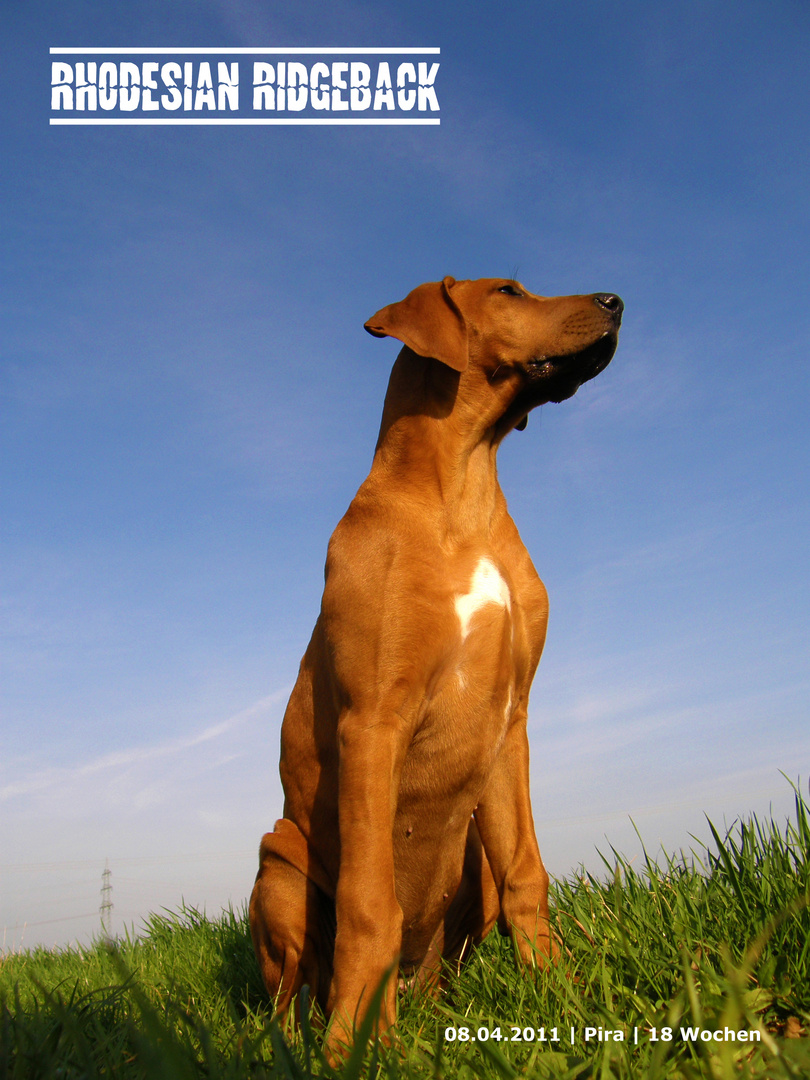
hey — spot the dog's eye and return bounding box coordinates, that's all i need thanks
[498,284,522,297]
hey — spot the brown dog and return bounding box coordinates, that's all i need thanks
[249,277,622,1053]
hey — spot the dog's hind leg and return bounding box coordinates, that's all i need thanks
[249,818,334,1018]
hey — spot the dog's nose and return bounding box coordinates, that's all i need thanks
[593,294,624,319]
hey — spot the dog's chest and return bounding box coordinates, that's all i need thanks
[396,554,520,841]
[409,554,520,775]
[454,557,512,641]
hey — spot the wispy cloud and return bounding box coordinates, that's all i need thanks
[1,688,293,949]
[1,688,291,806]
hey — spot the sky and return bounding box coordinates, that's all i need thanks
[2,0,809,951]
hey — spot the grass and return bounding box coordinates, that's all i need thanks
[2,783,809,1079]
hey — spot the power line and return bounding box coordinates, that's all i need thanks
[3,850,256,873]
[3,912,98,931]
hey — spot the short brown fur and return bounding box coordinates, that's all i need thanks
[249,276,622,1056]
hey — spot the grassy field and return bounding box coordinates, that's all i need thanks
[2,786,809,1079]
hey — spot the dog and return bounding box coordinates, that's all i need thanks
[250,276,622,1054]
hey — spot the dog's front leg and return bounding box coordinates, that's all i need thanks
[326,711,405,1056]
[474,714,556,967]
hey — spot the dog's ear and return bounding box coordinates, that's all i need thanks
[364,276,468,372]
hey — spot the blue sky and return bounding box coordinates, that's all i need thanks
[2,0,809,950]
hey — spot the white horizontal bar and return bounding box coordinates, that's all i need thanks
[49,117,440,126]
[50,47,440,55]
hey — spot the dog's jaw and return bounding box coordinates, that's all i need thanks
[527,329,619,403]
[494,328,619,435]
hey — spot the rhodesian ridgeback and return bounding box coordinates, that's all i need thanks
[249,277,623,1053]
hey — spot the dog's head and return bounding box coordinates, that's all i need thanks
[365,277,622,432]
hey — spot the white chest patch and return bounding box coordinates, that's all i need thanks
[454,558,511,641]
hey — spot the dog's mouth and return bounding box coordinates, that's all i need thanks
[502,330,618,432]
[527,330,618,403]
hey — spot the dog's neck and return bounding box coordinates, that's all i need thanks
[368,347,518,537]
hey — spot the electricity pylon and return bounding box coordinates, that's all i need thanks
[100,858,113,942]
